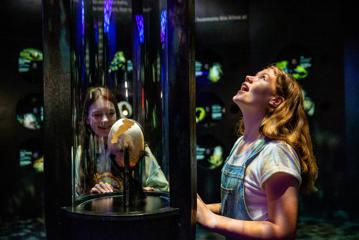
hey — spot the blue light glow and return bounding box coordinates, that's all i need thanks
[104,0,113,33]
[136,15,144,44]
[160,10,167,46]
[81,0,84,37]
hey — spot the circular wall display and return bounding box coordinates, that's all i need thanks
[197,134,225,169]
[196,61,223,86]
[18,48,43,83]
[196,92,226,127]
[16,94,44,130]
[19,139,43,172]
[275,45,312,80]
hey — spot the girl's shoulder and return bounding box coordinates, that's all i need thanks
[256,139,302,187]
[263,139,298,158]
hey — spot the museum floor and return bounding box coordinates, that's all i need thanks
[1,215,359,240]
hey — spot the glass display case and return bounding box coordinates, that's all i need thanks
[42,0,195,239]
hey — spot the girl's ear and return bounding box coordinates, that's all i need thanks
[269,96,284,108]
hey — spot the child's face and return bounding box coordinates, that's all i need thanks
[87,97,117,138]
[111,138,138,168]
[233,68,278,110]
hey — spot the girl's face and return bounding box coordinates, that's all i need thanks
[111,147,139,168]
[87,97,117,138]
[233,68,278,111]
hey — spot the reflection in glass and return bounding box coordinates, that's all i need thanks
[71,0,134,200]
[79,193,170,214]
[16,94,44,130]
[71,0,169,203]
[74,87,120,196]
[117,100,133,118]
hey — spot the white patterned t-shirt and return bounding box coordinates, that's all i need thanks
[228,139,302,221]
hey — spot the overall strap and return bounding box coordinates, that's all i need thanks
[243,137,268,168]
[235,137,268,221]
[225,136,243,162]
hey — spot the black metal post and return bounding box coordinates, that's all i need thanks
[167,0,196,239]
[124,147,130,209]
[42,0,72,239]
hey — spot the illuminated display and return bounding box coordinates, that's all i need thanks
[196,92,226,126]
[197,135,224,169]
[18,48,43,82]
[196,107,206,123]
[18,48,43,72]
[196,61,223,84]
[275,56,315,116]
[127,60,133,72]
[275,56,311,80]
[109,51,133,73]
[303,90,315,116]
[109,51,126,73]
[16,94,44,130]
[19,140,43,172]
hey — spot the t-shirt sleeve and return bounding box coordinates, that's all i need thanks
[259,142,302,188]
[144,146,170,192]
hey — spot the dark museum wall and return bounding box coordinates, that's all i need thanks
[195,0,250,204]
[0,0,358,236]
[0,0,44,222]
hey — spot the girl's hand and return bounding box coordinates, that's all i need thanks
[90,182,114,193]
[197,194,217,229]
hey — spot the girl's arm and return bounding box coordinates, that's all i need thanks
[197,172,299,240]
[206,203,221,214]
[197,194,221,214]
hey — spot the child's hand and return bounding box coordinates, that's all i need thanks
[90,181,114,193]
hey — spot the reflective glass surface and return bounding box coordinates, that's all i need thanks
[71,0,170,206]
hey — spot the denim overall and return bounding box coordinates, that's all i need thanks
[221,137,267,220]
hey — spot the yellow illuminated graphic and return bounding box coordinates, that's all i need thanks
[111,118,135,144]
